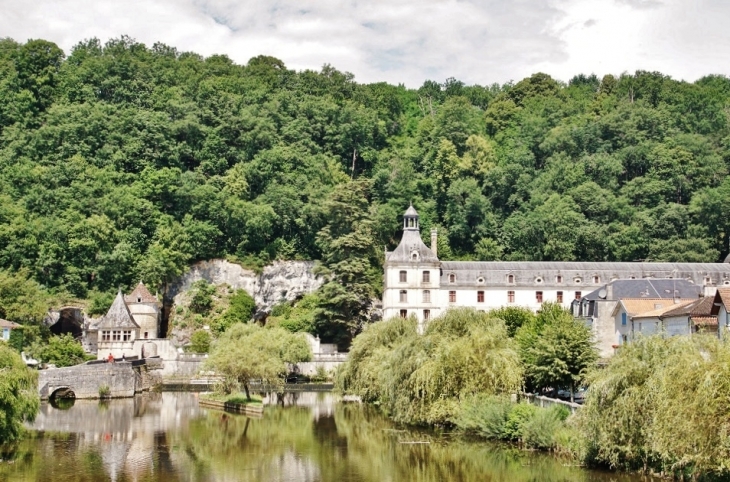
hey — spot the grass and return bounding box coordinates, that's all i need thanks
[201,392,263,406]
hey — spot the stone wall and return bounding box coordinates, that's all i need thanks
[38,363,140,399]
[167,259,323,315]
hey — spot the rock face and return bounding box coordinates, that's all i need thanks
[167,259,323,315]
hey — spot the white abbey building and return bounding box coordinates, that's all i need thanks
[383,206,730,346]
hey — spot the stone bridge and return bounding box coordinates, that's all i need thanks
[38,359,162,400]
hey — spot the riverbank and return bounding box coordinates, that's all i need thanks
[198,393,264,416]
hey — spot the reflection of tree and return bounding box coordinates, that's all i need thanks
[3,394,622,482]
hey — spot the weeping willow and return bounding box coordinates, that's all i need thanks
[336,308,523,425]
[577,334,730,478]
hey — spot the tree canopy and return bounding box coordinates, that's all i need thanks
[0,344,39,444]
[2,36,730,342]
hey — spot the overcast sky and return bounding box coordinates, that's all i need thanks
[1,0,728,87]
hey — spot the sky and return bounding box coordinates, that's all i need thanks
[1,0,729,87]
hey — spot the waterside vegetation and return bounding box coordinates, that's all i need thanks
[337,307,730,479]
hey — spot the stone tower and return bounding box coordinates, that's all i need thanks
[382,205,441,333]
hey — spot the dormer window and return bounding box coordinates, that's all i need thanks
[535,277,543,284]
[477,277,485,284]
[137,297,141,303]
[705,276,712,285]
[593,276,600,284]
[411,251,420,261]
[449,273,456,283]
[574,277,582,284]
[556,275,563,283]
[507,274,515,284]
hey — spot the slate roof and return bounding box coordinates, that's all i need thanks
[0,319,21,329]
[98,290,139,330]
[125,281,158,304]
[386,229,439,264]
[404,205,419,217]
[438,262,728,289]
[583,279,702,301]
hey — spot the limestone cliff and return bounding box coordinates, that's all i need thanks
[167,259,323,316]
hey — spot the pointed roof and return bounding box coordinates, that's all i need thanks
[98,290,139,330]
[125,281,158,304]
[711,288,730,315]
[386,229,439,263]
[404,204,419,217]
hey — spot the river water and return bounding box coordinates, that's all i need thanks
[0,392,650,482]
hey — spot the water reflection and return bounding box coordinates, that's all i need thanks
[0,392,651,482]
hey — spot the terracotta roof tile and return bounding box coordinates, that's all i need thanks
[0,319,21,328]
[632,300,695,319]
[713,288,730,314]
[663,296,714,318]
[125,282,158,304]
[692,316,718,326]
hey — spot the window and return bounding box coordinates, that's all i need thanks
[507,274,515,284]
[123,331,132,342]
[557,291,563,303]
[423,290,431,303]
[411,252,419,261]
[2,328,8,340]
[423,309,431,321]
[101,331,110,342]
[399,290,408,303]
[477,291,485,303]
[574,278,582,284]
[400,309,408,318]
[536,291,543,303]
[112,330,121,341]
[449,273,456,283]
[593,276,600,284]
[705,276,712,285]
[144,332,149,339]
[508,291,515,303]
[449,290,456,303]
[535,277,543,284]
[621,313,627,326]
[575,291,582,300]
[399,270,407,282]
[422,271,430,283]
[477,277,484,284]
[556,275,563,283]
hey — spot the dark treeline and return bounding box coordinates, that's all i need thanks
[2,36,730,335]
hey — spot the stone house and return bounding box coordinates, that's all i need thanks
[383,205,730,355]
[87,282,161,359]
[0,318,21,341]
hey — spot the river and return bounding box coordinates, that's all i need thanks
[0,392,652,482]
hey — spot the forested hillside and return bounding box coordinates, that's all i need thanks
[2,36,730,337]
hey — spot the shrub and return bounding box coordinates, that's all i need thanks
[454,395,512,439]
[189,330,211,353]
[98,385,110,398]
[189,280,216,315]
[503,403,537,441]
[521,405,566,449]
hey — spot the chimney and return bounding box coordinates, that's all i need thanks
[431,228,438,257]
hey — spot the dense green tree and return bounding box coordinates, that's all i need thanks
[27,334,87,367]
[0,344,39,444]
[205,323,311,399]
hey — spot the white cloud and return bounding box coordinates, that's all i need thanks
[1,0,729,87]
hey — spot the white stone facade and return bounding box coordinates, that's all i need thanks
[383,206,730,345]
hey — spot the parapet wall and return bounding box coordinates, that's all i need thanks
[38,363,147,400]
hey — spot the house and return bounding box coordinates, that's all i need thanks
[660,296,717,335]
[624,299,695,337]
[95,289,141,359]
[383,205,730,353]
[0,318,21,341]
[711,288,730,339]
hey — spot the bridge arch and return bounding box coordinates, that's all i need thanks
[49,386,76,400]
